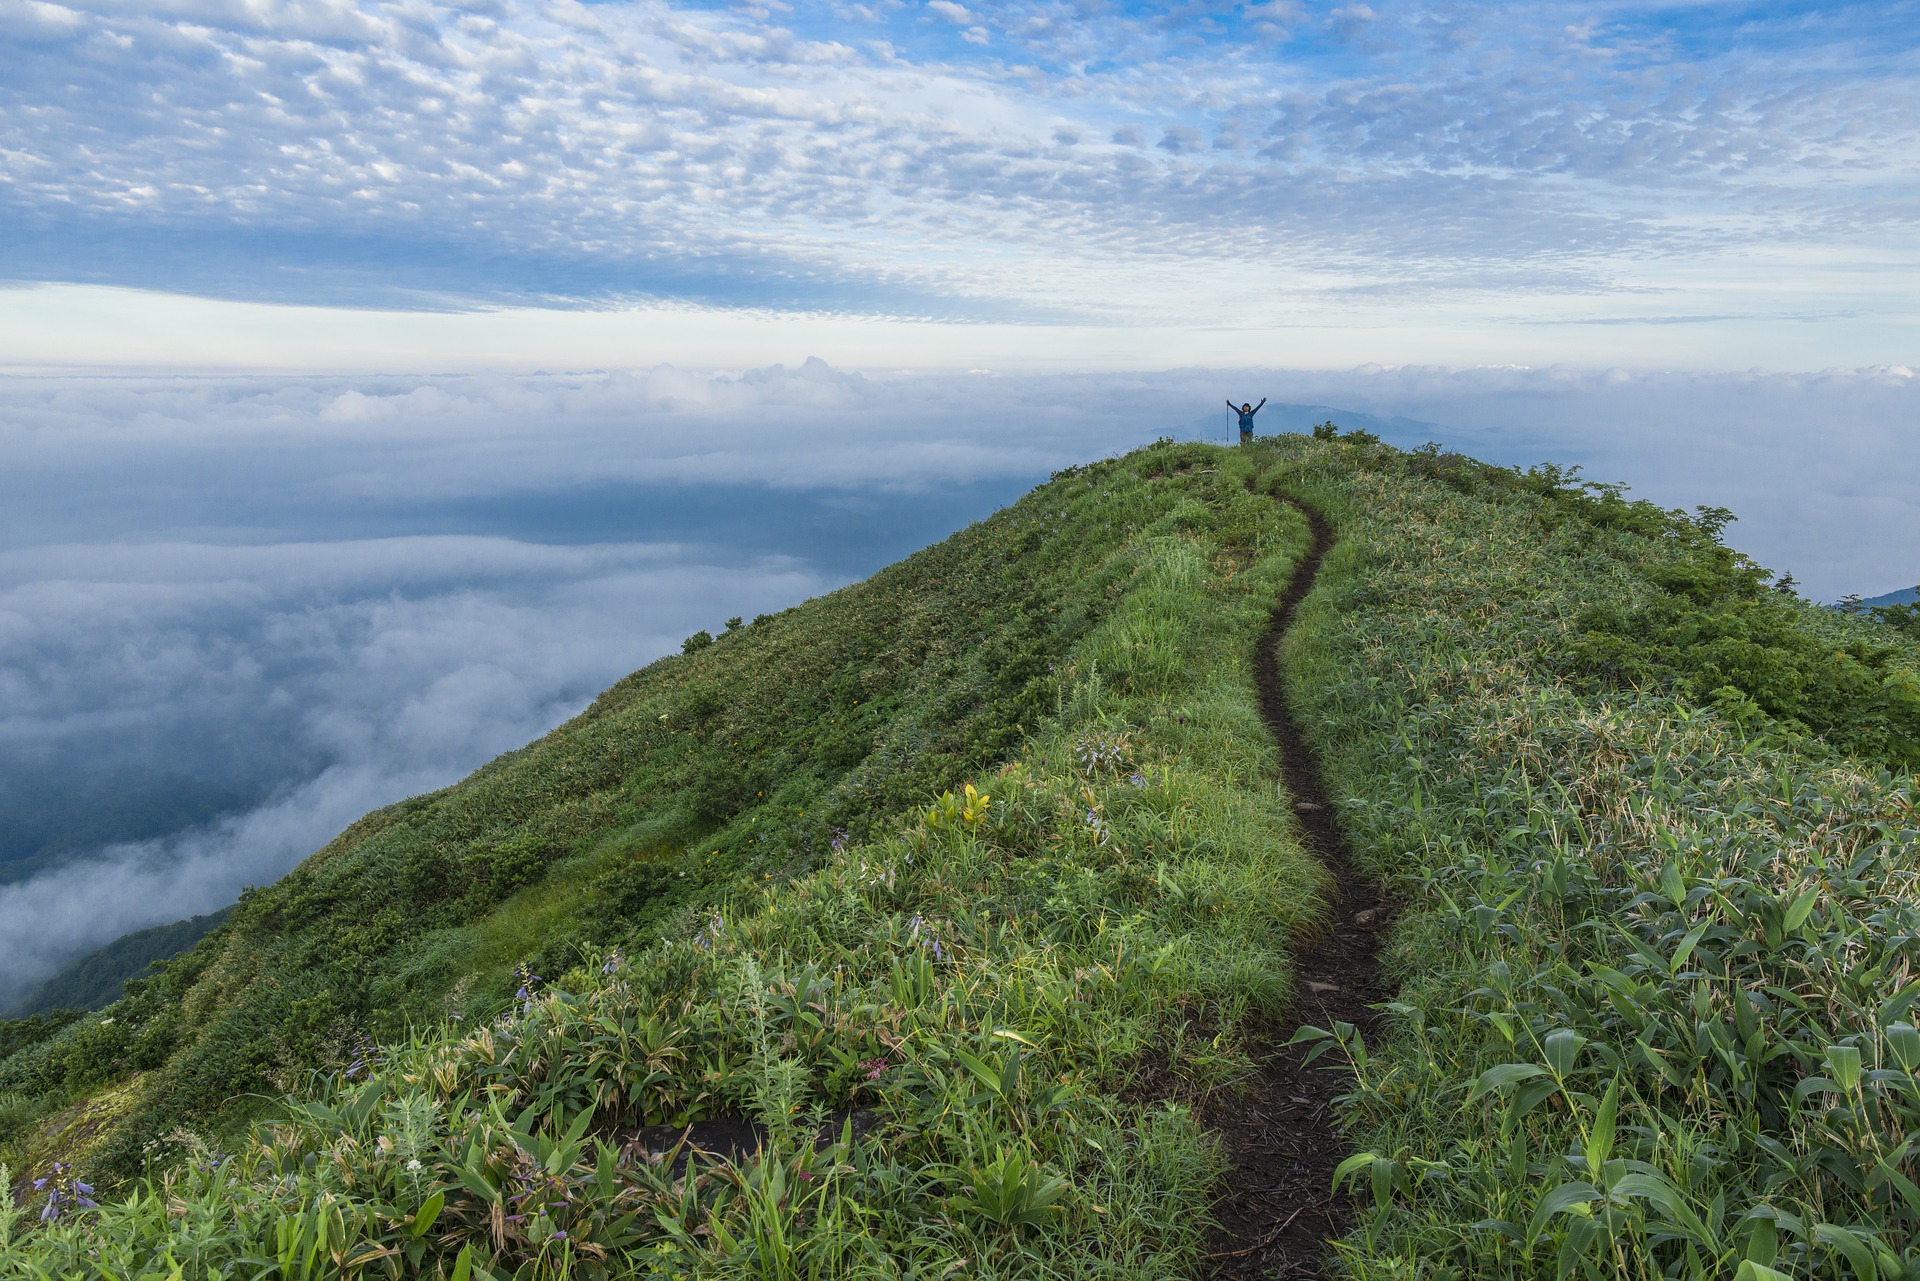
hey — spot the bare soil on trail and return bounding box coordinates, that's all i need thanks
[1198,494,1393,1279]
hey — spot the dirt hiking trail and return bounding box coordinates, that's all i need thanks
[1200,492,1392,1279]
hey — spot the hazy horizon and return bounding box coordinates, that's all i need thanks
[2,360,1916,1003]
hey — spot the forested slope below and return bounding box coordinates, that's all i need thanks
[5,909,233,1018]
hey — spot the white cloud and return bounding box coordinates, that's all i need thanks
[1245,363,1920,599]
[0,0,85,39]
[0,0,1912,344]
[0,534,828,1000]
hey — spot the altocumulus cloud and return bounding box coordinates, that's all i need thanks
[0,0,1915,330]
[0,358,1915,999]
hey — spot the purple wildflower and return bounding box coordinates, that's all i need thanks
[343,1031,381,1081]
[33,1162,95,1221]
[692,913,727,951]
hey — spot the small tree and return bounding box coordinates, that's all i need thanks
[1870,591,1920,638]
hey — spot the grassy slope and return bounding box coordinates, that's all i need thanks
[0,445,1234,1170]
[1275,438,1920,1278]
[7,433,1920,1278]
[2,440,1329,1277]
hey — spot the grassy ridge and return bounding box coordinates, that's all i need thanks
[1273,436,1920,1278]
[0,442,1328,1277]
[9,430,1919,1278]
[0,444,1251,1176]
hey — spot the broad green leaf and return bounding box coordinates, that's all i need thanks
[1501,1077,1561,1140]
[1660,861,1687,907]
[1824,1044,1863,1093]
[1873,1158,1920,1219]
[1583,1078,1618,1173]
[1543,1029,1586,1077]
[1782,883,1821,933]
[1525,1181,1598,1245]
[1331,1151,1378,1191]
[454,1165,499,1203]
[952,1046,1004,1096]
[1885,1023,1920,1072]
[1669,919,1712,974]
[1610,1172,1710,1241]
[1467,1062,1547,1103]
[1741,1207,1779,1267]
[409,1191,444,1238]
[1813,1223,1881,1281]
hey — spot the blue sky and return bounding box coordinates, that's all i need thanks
[2,0,1917,366]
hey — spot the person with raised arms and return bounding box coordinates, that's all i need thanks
[1228,397,1266,443]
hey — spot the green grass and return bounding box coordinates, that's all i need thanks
[0,440,1328,1277]
[7,430,1918,1278]
[1270,435,1920,1279]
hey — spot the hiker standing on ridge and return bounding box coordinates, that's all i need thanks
[1229,397,1265,443]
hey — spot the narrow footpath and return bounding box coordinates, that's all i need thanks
[1200,494,1392,1279]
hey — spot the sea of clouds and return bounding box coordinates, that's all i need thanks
[0,360,1914,1003]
